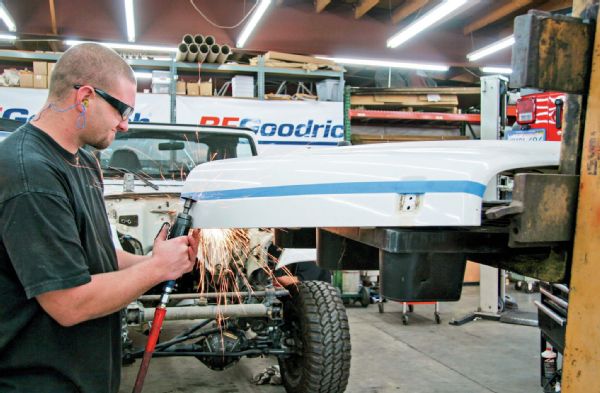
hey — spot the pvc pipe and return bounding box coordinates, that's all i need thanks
[193,34,204,45]
[175,42,188,62]
[186,43,199,62]
[140,304,269,322]
[182,34,194,45]
[206,44,220,63]
[197,43,209,63]
[204,35,215,46]
[216,44,231,64]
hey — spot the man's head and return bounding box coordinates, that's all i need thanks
[47,43,137,149]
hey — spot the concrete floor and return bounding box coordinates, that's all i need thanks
[119,285,542,393]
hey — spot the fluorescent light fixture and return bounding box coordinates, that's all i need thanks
[124,0,135,42]
[236,0,271,48]
[0,2,15,32]
[387,0,468,48]
[0,33,16,40]
[64,40,177,53]
[467,35,515,61]
[134,72,152,79]
[481,66,512,74]
[324,57,449,72]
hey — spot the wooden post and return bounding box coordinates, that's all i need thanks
[562,3,600,391]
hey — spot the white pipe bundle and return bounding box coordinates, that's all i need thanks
[186,43,199,62]
[206,44,220,63]
[197,43,209,63]
[216,44,231,64]
[175,42,188,62]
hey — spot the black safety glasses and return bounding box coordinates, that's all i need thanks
[74,84,134,120]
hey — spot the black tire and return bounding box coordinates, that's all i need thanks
[515,281,523,291]
[359,286,370,307]
[279,281,351,393]
[524,282,536,294]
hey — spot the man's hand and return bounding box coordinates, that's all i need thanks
[150,224,195,281]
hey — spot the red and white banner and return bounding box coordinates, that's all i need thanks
[0,88,345,154]
[176,96,344,154]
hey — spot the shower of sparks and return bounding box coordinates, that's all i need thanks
[195,228,296,314]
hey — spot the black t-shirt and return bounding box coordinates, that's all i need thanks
[0,123,120,393]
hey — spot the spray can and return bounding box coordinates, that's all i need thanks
[542,344,557,392]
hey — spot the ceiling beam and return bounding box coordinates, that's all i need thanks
[315,0,332,13]
[48,0,57,35]
[536,0,572,12]
[391,0,430,25]
[463,0,533,35]
[47,0,60,52]
[355,0,379,19]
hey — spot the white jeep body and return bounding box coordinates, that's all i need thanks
[181,140,561,229]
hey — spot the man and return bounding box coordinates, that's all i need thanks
[0,43,198,392]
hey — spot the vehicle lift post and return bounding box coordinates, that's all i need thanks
[450,75,512,326]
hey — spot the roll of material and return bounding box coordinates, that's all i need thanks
[204,35,215,46]
[175,42,189,62]
[193,34,204,45]
[182,34,194,45]
[197,43,209,63]
[186,43,199,62]
[206,44,220,63]
[216,44,232,64]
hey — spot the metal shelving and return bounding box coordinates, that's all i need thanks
[0,50,345,123]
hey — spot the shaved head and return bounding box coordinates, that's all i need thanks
[49,43,136,101]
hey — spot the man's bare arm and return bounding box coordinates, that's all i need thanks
[36,226,199,327]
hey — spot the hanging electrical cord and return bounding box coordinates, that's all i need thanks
[189,0,258,29]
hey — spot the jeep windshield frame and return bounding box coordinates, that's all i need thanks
[86,125,257,181]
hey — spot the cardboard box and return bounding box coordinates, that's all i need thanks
[151,84,169,94]
[34,74,47,89]
[47,62,55,76]
[33,61,48,75]
[232,75,254,98]
[19,70,33,88]
[151,70,170,84]
[199,79,212,96]
[176,81,186,95]
[186,82,199,96]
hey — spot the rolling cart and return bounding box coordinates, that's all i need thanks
[377,298,441,325]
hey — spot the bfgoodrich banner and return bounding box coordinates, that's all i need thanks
[0,88,344,155]
[176,96,344,154]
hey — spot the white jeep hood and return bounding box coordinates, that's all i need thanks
[181,141,560,228]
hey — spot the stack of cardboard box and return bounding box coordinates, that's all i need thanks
[20,62,55,89]
[186,79,212,96]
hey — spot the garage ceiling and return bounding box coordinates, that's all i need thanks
[3,0,572,72]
